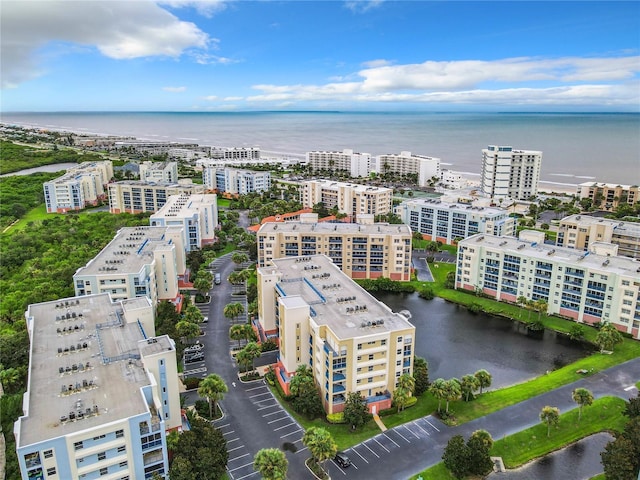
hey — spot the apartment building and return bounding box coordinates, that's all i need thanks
[301,180,393,219]
[557,215,640,259]
[480,145,542,201]
[456,231,640,339]
[376,151,441,187]
[44,161,114,213]
[398,198,516,245]
[114,142,199,156]
[577,182,639,211]
[73,226,186,305]
[257,214,412,280]
[210,146,261,160]
[202,167,271,195]
[257,255,415,414]
[108,181,205,214]
[150,194,218,252]
[306,149,372,178]
[138,162,178,183]
[16,293,181,480]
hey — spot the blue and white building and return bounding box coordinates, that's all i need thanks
[203,167,271,195]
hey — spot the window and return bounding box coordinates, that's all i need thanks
[368,354,374,360]
[397,336,402,343]
[44,450,53,459]
[74,442,83,451]
[115,429,124,438]
[46,467,57,476]
[98,452,106,461]
[100,468,108,476]
[119,461,127,468]
[117,446,126,453]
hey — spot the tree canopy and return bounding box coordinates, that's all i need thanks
[169,417,228,480]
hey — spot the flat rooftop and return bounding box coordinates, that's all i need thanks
[74,226,178,277]
[257,221,411,236]
[304,179,392,193]
[46,162,105,184]
[561,215,640,236]
[151,194,217,219]
[401,198,509,217]
[266,255,414,339]
[19,294,152,447]
[463,234,640,277]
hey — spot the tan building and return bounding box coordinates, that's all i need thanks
[577,182,639,211]
[557,214,640,259]
[457,231,640,339]
[257,255,415,414]
[306,149,372,178]
[44,161,113,213]
[73,226,187,305]
[301,180,393,219]
[376,151,441,187]
[108,180,205,214]
[16,293,181,480]
[257,214,412,280]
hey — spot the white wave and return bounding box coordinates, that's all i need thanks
[548,173,576,177]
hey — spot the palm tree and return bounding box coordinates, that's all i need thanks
[238,342,261,373]
[443,378,461,413]
[517,295,530,320]
[572,388,594,421]
[175,320,200,341]
[474,369,492,395]
[224,302,245,323]
[429,378,447,413]
[595,322,624,353]
[534,298,548,322]
[540,405,560,437]
[253,448,288,480]
[302,427,337,472]
[232,252,249,267]
[396,373,415,396]
[460,374,479,402]
[198,374,228,420]
[229,324,245,349]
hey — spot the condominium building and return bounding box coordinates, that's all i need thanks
[398,198,517,245]
[108,181,205,214]
[306,149,372,178]
[150,194,218,252]
[376,151,441,187]
[557,215,640,259]
[16,293,181,480]
[257,255,416,414]
[44,161,114,213]
[301,180,393,219]
[202,167,271,195]
[138,162,178,183]
[456,232,640,339]
[480,145,542,201]
[577,182,639,211]
[257,214,412,280]
[73,226,187,305]
[209,146,261,160]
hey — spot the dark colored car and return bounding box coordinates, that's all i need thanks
[334,452,351,468]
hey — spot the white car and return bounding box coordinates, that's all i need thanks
[202,316,208,323]
[184,343,204,353]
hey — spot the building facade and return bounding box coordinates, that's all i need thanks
[456,232,640,339]
[576,182,639,211]
[202,167,271,195]
[557,214,640,259]
[108,181,205,214]
[257,255,415,414]
[257,215,412,280]
[398,198,517,244]
[16,293,181,480]
[376,151,441,187]
[209,146,261,161]
[306,149,372,178]
[480,145,542,201]
[138,162,178,184]
[44,161,114,213]
[300,180,393,219]
[73,226,187,305]
[150,194,218,252]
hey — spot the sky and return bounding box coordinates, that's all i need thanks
[1,0,639,112]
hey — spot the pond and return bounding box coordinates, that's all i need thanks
[0,162,78,177]
[372,293,591,388]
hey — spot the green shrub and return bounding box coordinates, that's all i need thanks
[467,302,483,314]
[261,340,278,352]
[327,412,346,424]
[183,377,202,390]
[378,407,396,417]
[405,396,418,408]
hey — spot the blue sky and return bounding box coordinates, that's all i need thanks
[1,1,639,112]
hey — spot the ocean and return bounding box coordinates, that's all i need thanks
[1,111,638,186]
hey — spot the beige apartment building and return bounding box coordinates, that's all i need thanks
[139,161,178,183]
[306,149,372,178]
[557,214,640,259]
[108,180,205,214]
[301,180,393,219]
[257,255,415,414]
[457,231,640,339]
[577,182,639,211]
[16,293,181,480]
[376,151,441,187]
[73,226,186,305]
[257,214,412,280]
[44,161,113,213]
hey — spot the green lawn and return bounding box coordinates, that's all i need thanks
[217,197,231,208]
[3,204,55,234]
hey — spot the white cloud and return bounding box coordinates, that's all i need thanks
[1,0,210,88]
[160,0,227,18]
[202,95,218,101]
[361,59,392,68]
[191,52,240,65]
[162,86,187,92]
[344,0,384,14]
[223,96,243,101]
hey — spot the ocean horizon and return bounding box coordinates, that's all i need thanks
[1,111,638,186]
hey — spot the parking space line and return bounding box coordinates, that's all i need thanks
[262,410,284,417]
[235,471,259,480]
[226,437,240,443]
[246,385,267,392]
[267,415,290,424]
[228,453,250,464]
[249,392,272,399]
[217,423,231,428]
[351,447,369,464]
[229,460,254,473]
[280,428,302,438]
[228,445,245,453]
[273,422,296,431]
[425,418,440,432]
[362,442,380,458]
[295,446,308,454]
[413,421,430,436]
[257,403,278,411]
[403,425,419,439]
[384,433,400,448]
[372,437,390,453]
[222,430,236,436]
[391,428,411,443]
[330,460,347,475]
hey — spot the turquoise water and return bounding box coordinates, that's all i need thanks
[1,111,638,184]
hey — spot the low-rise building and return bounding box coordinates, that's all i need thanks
[15,293,181,480]
[108,180,205,214]
[73,226,186,305]
[301,180,393,219]
[209,146,261,161]
[257,214,412,280]
[557,214,640,259]
[257,255,415,414]
[139,161,178,184]
[577,182,639,211]
[376,151,441,187]
[44,161,113,213]
[202,167,271,195]
[456,231,640,339]
[398,198,516,244]
[150,194,218,251]
[306,149,372,178]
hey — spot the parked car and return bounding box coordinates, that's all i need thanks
[184,343,204,353]
[214,273,221,285]
[184,352,204,363]
[334,452,351,468]
[202,316,208,323]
